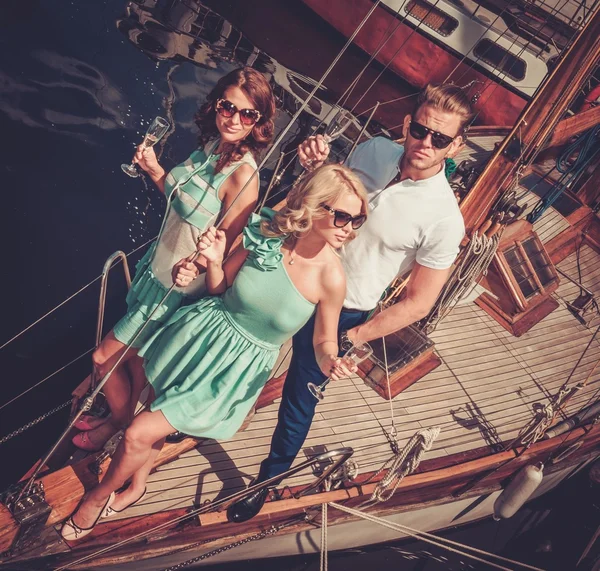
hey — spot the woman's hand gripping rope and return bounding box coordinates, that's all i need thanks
[171,227,226,288]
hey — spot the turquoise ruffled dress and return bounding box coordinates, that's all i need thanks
[138,211,316,439]
[113,141,257,347]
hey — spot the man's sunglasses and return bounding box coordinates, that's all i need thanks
[321,203,366,230]
[215,98,261,126]
[409,120,457,149]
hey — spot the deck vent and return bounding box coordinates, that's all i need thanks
[369,324,434,373]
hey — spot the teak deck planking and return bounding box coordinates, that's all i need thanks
[113,242,600,521]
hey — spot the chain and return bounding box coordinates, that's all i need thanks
[159,523,291,571]
[0,400,71,445]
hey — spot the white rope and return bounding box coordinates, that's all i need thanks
[516,385,580,448]
[329,502,544,571]
[364,427,440,506]
[425,231,500,332]
[379,301,397,443]
[320,502,328,571]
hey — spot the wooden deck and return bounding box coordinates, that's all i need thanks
[120,253,600,520]
[107,135,600,522]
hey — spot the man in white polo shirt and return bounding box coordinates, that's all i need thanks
[228,83,473,523]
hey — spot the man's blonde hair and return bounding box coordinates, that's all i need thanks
[262,164,368,241]
[413,83,474,133]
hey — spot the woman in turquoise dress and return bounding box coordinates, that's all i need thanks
[72,67,276,451]
[61,163,369,540]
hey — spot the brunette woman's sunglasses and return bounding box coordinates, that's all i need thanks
[409,120,457,149]
[215,98,261,126]
[321,204,367,230]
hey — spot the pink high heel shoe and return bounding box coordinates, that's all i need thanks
[73,414,109,432]
[71,431,104,452]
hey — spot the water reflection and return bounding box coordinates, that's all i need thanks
[117,0,392,133]
[0,50,127,138]
[116,0,395,196]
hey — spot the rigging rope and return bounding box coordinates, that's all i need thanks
[0,236,156,352]
[514,385,579,447]
[423,230,501,333]
[528,125,600,223]
[328,502,545,571]
[320,502,329,571]
[362,427,440,506]
[380,301,398,443]
[0,347,94,412]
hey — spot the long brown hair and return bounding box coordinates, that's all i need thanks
[194,67,275,173]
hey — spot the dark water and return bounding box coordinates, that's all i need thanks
[0,1,597,570]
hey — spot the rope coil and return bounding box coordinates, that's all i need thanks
[364,427,440,505]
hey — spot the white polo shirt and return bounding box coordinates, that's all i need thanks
[341,137,465,311]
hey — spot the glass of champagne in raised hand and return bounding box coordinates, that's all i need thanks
[121,116,170,178]
[323,108,353,144]
[307,341,373,401]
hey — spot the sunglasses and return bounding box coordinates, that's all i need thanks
[215,98,261,126]
[321,203,367,230]
[409,120,457,149]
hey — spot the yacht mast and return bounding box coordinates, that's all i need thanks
[460,2,600,234]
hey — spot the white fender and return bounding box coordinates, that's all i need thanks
[493,463,544,520]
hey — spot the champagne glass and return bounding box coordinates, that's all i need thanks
[322,108,353,143]
[304,109,354,171]
[122,116,170,178]
[307,342,373,401]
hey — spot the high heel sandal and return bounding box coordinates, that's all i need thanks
[73,414,109,432]
[102,487,147,519]
[71,431,104,452]
[61,492,115,541]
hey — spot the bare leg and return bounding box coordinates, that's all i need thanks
[127,355,148,419]
[85,332,138,446]
[111,385,157,512]
[70,409,174,529]
[109,435,164,511]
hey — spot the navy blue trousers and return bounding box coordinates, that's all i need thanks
[258,308,371,480]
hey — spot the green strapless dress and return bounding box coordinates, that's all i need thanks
[138,210,316,439]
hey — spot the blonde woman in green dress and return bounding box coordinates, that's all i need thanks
[62,163,368,540]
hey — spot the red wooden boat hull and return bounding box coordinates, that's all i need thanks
[301,0,529,126]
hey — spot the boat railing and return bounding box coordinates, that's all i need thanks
[91,251,132,390]
[203,447,355,516]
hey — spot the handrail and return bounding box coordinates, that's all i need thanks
[91,251,132,391]
[96,251,133,347]
[209,447,355,513]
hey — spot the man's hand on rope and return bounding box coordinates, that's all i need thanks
[298,135,330,171]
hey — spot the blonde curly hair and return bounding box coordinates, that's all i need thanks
[262,164,368,243]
